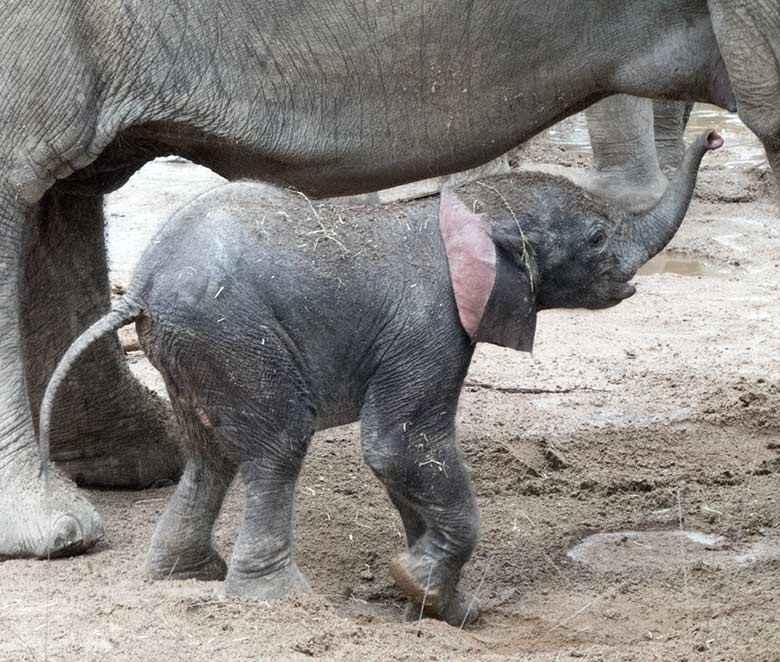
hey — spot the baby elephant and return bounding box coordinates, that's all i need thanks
[41,130,721,626]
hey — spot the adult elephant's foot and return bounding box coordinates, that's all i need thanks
[581,170,668,214]
[48,382,182,489]
[0,464,104,558]
[390,552,480,627]
[403,592,481,627]
[584,94,669,214]
[224,562,311,600]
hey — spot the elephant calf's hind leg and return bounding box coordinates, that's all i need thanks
[224,457,312,600]
[146,448,235,581]
[221,380,314,600]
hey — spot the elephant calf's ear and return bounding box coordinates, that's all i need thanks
[439,189,537,352]
[439,189,497,339]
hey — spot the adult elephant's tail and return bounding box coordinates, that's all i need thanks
[38,298,144,481]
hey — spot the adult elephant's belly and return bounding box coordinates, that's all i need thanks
[122,119,514,199]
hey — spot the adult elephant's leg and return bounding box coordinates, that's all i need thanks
[584,95,667,212]
[653,100,694,175]
[731,116,780,204]
[20,187,181,488]
[765,140,780,193]
[754,136,780,206]
[708,0,780,193]
[0,189,104,558]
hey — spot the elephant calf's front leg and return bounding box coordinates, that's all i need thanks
[362,405,480,626]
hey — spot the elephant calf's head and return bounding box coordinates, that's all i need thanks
[440,129,721,349]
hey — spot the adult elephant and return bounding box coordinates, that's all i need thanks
[586,1,779,209]
[711,1,780,177]
[0,0,734,559]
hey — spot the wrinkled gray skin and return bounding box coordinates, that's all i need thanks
[711,1,780,178]
[586,1,780,211]
[39,131,718,624]
[0,0,735,559]
[585,97,694,212]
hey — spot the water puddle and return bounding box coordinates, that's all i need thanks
[546,104,765,169]
[734,537,780,564]
[687,106,766,169]
[637,254,733,278]
[545,114,591,155]
[568,529,780,572]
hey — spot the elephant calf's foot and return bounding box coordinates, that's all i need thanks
[390,552,479,627]
[146,547,227,581]
[0,466,104,558]
[224,562,311,600]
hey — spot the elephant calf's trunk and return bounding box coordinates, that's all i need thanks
[619,129,722,274]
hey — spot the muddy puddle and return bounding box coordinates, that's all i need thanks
[637,253,733,278]
[568,529,780,573]
[547,103,765,169]
[687,105,766,168]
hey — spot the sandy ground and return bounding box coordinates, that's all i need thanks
[1,112,779,661]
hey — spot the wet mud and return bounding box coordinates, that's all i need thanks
[637,254,733,278]
[1,107,779,661]
[547,105,767,170]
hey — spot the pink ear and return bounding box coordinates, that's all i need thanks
[439,190,496,338]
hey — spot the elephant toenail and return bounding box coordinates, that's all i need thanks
[45,514,80,552]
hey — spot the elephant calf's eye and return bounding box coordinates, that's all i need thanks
[589,229,606,247]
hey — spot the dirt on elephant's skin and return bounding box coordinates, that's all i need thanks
[2,130,780,662]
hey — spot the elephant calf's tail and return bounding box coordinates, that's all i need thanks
[38,298,144,481]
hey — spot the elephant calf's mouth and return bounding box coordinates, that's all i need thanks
[616,281,636,300]
[599,281,636,308]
